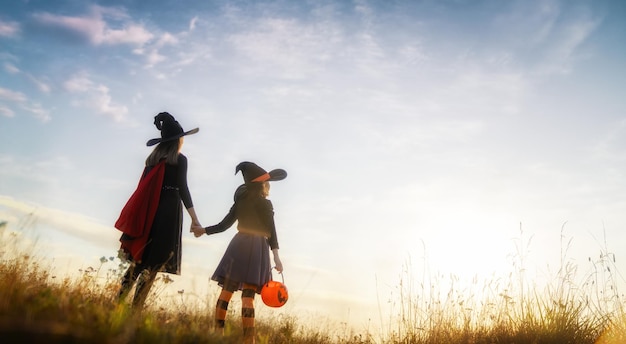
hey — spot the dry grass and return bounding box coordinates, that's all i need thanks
[382,227,626,344]
[1,220,626,343]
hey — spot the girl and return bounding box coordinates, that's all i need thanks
[192,161,286,344]
[116,112,201,308]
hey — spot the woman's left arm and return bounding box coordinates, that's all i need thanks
[187,207,201,227]
[177,154,201,229]
[177,155,194,208]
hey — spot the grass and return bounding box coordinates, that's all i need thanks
[382,226,626,344]
[1,220,626,343]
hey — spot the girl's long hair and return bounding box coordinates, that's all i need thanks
[235,183,265,203]
[145,139,180,166]
[244,182,264,198]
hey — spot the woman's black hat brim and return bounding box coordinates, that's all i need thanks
[146,127,199,146]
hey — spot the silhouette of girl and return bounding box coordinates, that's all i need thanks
[192,161,286,344]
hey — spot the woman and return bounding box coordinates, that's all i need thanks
[192,161,286,344]
[115,112,201,308]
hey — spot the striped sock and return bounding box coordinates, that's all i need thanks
[215,289,233,330]
[242,285,256,343]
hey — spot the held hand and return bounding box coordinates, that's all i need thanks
[186,207,201,232]
[191,225,205,238]
[189,220,202,232]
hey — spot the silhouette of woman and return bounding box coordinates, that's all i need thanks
[115,112,201,308]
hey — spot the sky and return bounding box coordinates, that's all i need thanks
[1,0,626,332]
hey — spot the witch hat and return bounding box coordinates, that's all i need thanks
[146,112,199,146]
[235,161,287,183]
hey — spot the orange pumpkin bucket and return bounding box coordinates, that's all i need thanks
[261,273,288,308]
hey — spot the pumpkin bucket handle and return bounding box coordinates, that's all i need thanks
[273,271,285,284]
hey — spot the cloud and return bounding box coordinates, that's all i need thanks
[228,17,342,79]
[29,5,198,69]
[541,15,600,75]
[0,195,119,253]
[143,49,166,67]
[0,106,14,118]
[64,72,128,122]
[0,154,71,187]
[32,5,153,47]
[493,1,602,76]
[63,72,94,92]
[4,62,20,74]
[0,87,51,122]
[156,32,178,47]
[20,103,51,122]
[0,20,20,37]
[26,74,51,93]
[3,62,51,93]
[128,19,207,71]
[101,23,154,46]
[189,16,198,31]
[0,87,27,102]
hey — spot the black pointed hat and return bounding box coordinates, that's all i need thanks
[235,161,287,184]
[146,112,199,146]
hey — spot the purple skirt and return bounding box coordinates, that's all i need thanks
[211,232,272,293]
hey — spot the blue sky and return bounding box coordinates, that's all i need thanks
[1,0,626,329]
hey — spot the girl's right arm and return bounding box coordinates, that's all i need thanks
[192,204,236,237]
[272,248,283,273]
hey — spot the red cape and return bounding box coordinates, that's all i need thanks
[115,161,165,262]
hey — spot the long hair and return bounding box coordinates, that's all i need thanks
[241,182,266,199]
[145,139,180,166]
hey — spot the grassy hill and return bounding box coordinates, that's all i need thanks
[1,222,626,343]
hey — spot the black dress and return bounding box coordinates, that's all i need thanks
[139,154,193,275]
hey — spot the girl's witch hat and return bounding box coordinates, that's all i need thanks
[235,161,287,183]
